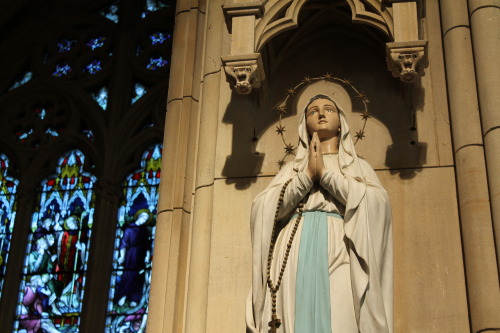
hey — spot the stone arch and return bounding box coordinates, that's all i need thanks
[255,0,394,52]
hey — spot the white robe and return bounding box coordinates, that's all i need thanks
[246,96,393,333]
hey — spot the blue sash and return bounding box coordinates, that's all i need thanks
[294,211,343,333]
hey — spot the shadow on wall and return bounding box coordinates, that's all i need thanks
[220,2,428,187]
[221,93,265,190]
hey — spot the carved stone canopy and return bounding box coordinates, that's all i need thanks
[222,0,428,93]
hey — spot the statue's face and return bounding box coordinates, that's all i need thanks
[305,98,340,138]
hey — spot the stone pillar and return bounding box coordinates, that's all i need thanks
[467,0,500,267]
[183,0,224,331]
[79,179,121,332]
[147,0,206,330]
[439,0,500,332]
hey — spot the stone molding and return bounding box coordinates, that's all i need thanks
[222,0,428,93]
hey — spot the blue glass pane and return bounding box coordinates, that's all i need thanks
[87,37,106,50]
[131,83,147,104]
[146,56,168,70]
[45,127,60,140]
[16,128,34,143]
[92,87,108,110]
[52,63,72,77]
[105,144,162,332]
[15,150,96,333]
[86,60,103,75]
[0,154,19,299]
[149,32,170,45]
[9,71,33,91]
[35,107,47,120]
[99,2,119,23]
[57,39,77,53]
[142,0,169,17]
[82,130,95,142]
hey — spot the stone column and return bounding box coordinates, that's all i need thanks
[439,0,500,332]
[147,0,206,330]
[183,0,225,331]
[467,0,500,267]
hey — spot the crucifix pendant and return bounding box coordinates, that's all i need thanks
[268,313,281,333]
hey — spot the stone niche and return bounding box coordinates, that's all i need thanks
[208,1,468,332]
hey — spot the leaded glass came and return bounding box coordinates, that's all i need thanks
[14,150,96,333]
[0,154,19,298]
[105,144,161,332]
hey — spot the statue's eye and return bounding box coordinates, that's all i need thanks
[326,108,334,113]
[308,110,318,117]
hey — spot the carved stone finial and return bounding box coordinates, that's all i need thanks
[221,53,265,94]
[386,41,428,83]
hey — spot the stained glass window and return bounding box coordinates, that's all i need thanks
[92,87,108,110]
[149,32,169,45]
[57,39,77,53]
[142,0,169,17]
[100,2,119,23]
[131,83,147,104]
[86,37,106,50]
[105,144,161,332]
[86,60,103,75]
[52,63,72,77]
[14,150,96,333]
[146,56,168,70]
[9,71,33,91]
[0,154,19,298]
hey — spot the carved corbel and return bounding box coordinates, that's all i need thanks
[222,1,265,94]
[384,0,428,82]
[221,53,265,94]
[386,41,427,83]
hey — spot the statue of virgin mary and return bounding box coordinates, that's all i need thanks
[246,88,393,333]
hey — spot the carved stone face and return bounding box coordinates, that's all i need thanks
[305,98,340,139]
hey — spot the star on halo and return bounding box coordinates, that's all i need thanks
[323,73,333,81]
[286,88,296,96]
[361,111,371,120]
[277,159,286,168]
[277,105,287,114]
[284,143,295,155]
[275,125,286,135]
[354,130,366,140]
[356,92,370,103]
[302,76,312,83]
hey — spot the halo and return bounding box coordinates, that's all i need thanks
[133,209,153,225]
[274,74,370,168]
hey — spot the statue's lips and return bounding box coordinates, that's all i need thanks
[318,120,328,124]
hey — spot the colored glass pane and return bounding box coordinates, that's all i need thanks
[45,127,60,140]
[86,60,103,74]
[146,56,168,70]
[92,87,108,110]
[52,63,72,77]
[0,154,19,299]
[15,128,34,143]
[35,107,47,120]
[99,2,119,23]
[82,130,94,142]
[131,83,147,104]
[57,39,76,53]
[9,71,33,91]
[86,37,106,50]
[142,0,169,17]
[105,144,162,332]
[14,150,96,333]
[149,32,169,45]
